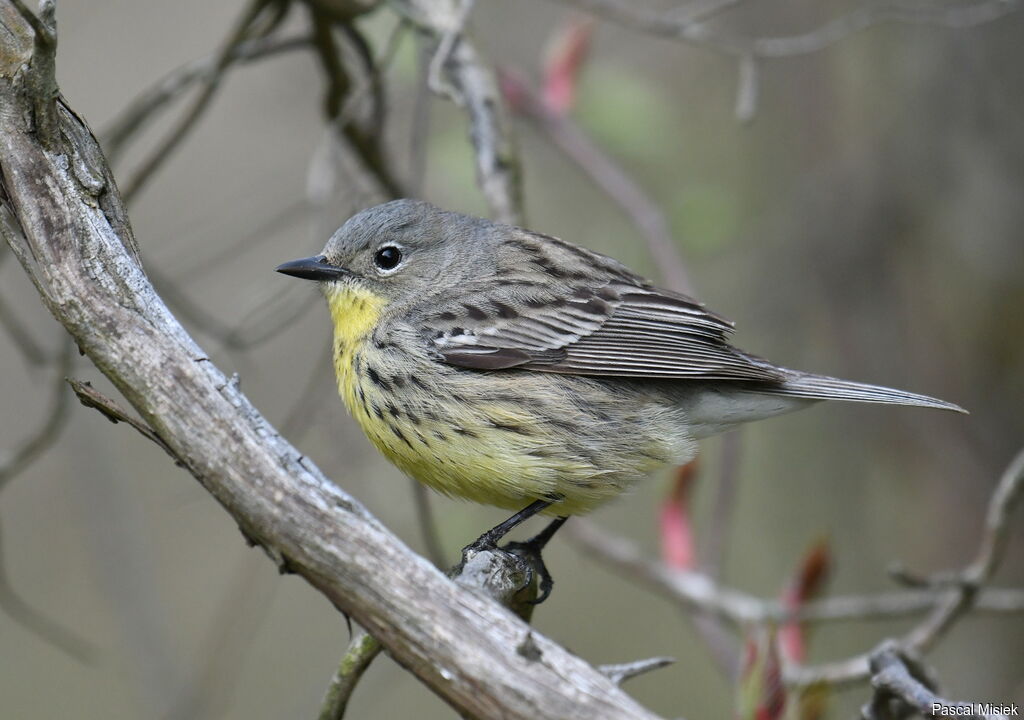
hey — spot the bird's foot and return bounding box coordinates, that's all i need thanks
[503,516,568,604]
[455,501,568,605]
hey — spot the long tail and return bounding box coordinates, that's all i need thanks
[765,371,967,413]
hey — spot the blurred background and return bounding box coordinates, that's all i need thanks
[1,1,1022,718]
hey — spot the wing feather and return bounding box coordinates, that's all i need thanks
[420,232,784,382]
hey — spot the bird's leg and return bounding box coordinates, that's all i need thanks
[467,498,552,548]
[504,516,569,604]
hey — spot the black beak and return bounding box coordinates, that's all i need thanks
[275,255,350,281]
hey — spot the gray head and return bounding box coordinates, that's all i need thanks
[276,199,503,305]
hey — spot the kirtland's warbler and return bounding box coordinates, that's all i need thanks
[277,200,963,598]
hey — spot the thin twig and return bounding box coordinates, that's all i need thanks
[567,519,1024,628]
[394,0,523,224]
[790,447,1024,689]
[408,35,433,195]
[903,446,1024,653]
[548,0,1021,58]
[572,512,1024,691]
[146,266,238,342]
[0,516,98,663]
[339,16,409,137]
[101,34,311,163]
[411,479,446,568]
[169,197,311,281]
[223,287,320,350]
[862,641,1007,720]
[733,54,758,122]
[120,0,283,202]
[162,552,275,720]
[10,0,58,147]
[598,656,675,686]
[67,379,179,460]
[147,266,317,352]
[10,0,54,44]
[281,334,336,440]
[426,0,475,103]
[317,627,382,720]
[0,282,49,366]
[309,6,404,198]
[0,338,96,665]
[0,340,74,493]
[701,429,742,578]
[502,72,693,294]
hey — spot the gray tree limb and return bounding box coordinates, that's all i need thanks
[0,4,661,719]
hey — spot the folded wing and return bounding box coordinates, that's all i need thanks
[421,235,784,382]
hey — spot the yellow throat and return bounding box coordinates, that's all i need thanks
[325,283,388,409]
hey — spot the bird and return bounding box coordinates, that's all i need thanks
[276,199,964,600]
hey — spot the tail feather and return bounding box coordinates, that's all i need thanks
[766,372,967,413]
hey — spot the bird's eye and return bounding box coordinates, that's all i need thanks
[373,245,403,272]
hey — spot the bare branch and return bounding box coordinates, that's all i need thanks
[0,331,97,665]
[393,0,523,224]
[547,0,1021,59]
[568,518,1024,628]
[701,430,742,578]
[902,446,1024,652]
[9,0,58,146]
[862,641,1009,720]
[0,340,73,493]
[281,335,336,439]
[568,518,768,625]
[120,0,286,202]
[0,290,49,367]
[502,72,693,294]
[67,378,179,460]
[0,515,98,663]
[162,553,275,720]
[599,657,675,686]
[411,478,447,567]
[308,6,405,198]
[426,0,475,102]
[102,34,312,163]
[318,628,382,720]
[408,36,433,195]
[0,11,665,716]
[790,447,1024,689]
[147,265,316,352]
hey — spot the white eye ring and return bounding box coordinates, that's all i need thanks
[372,244,405,275]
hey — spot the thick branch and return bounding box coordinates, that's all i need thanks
[0,7,661,719]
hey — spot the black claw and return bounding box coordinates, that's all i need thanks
[458,503,570,605]
[505,540,554,604]
[503,515,568,605]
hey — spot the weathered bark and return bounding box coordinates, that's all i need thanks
[0,5,661,719]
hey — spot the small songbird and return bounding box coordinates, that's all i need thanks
[277,199,964,599]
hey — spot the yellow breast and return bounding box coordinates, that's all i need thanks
[325,283,387,413]
[323,282,683,515]
[323,282,569,509]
